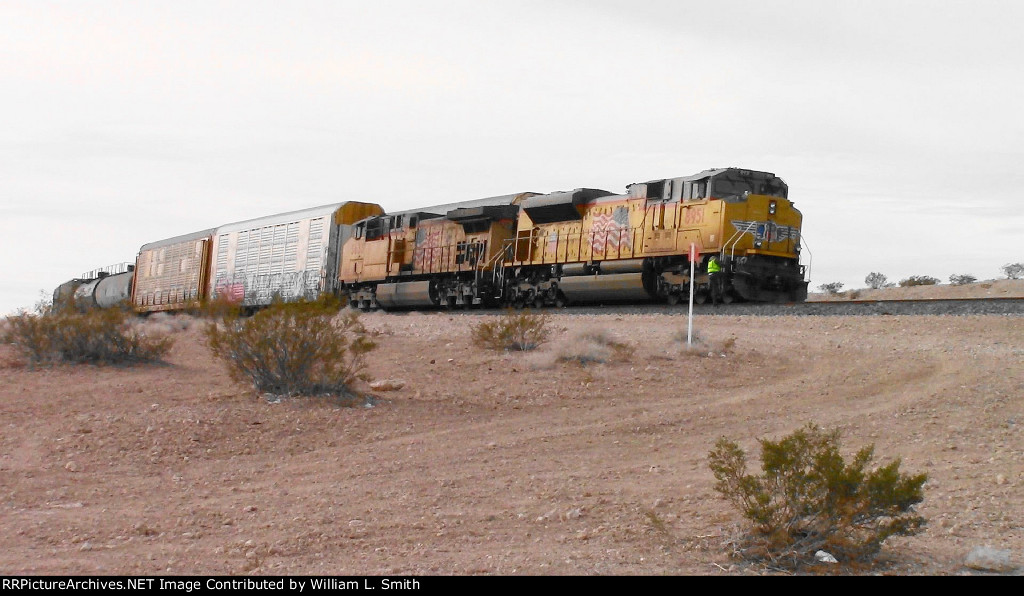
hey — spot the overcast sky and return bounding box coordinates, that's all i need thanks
[2,0,1022,314]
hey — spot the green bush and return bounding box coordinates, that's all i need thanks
[708,424,926,569]
[949,274,977,286]
[3,301,171,367]
[204,299,375,402]
[898,275,939,287]
[471,310,549,351]
[817,282,844,295]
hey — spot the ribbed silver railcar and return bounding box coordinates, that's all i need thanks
[208,201,383,308]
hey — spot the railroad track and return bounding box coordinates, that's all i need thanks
[422,297,1024,317]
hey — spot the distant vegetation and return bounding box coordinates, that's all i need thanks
[1003,263,1024,280]
[864,272,893,289]
[898,275,939,287]
[948,274,977,286]
[817,282,844,295]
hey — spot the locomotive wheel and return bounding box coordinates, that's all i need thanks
[694,292,707,305]
[722,293,734,305]
[533,296,545,309]
[554,294,567,308]
[666,293,680,306]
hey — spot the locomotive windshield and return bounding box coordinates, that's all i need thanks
[710,171,788,202]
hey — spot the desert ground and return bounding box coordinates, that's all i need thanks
[1,282,1022,575]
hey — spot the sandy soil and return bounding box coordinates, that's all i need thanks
[1,285,1022,575]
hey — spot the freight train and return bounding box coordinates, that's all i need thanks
[55,167,809,312]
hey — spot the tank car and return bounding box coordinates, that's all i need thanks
[53,278,90,309]
[54,263,135,311]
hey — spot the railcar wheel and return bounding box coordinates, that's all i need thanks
[554,293,567,308]
[666,293,680,306]
[533,296,545,309]
[694,292,707,305]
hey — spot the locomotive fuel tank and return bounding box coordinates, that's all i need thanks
[556,272,653,303]
[375,281,437,308]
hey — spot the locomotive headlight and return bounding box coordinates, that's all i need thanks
[769,200,777,215]
[754,240,763,248]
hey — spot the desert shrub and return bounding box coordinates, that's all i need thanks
[898,275,939,287]
[471,310,549,352]
[949,274,977,286]
[204,299,375,402]
[864,272,889,290]
[817,282,844,294]
[3,302,171,367]
[133,312,196,336]
[555,327,632,365]
[708,424,927,569]
[1002,262,1024,280]
[846,289,861,299]
[192,294,244,320]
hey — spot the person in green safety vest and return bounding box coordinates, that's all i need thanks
[707,255,723,306]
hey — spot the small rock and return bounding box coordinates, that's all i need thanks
[65,461,79,472]
[815,550,838,564]
[964,546,1015,572]
[369,379,405,392]
[995,474,1007,485]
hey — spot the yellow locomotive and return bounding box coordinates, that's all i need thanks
[339,194,535,309]
[339,168,807,309]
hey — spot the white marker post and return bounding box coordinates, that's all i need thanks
[687,242,697,346]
